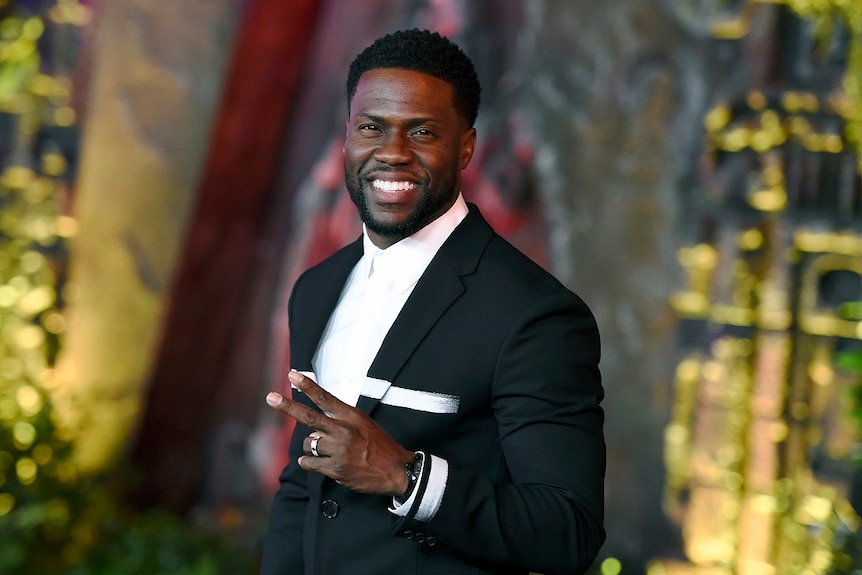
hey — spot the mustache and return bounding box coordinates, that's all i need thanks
[360,166,423,180]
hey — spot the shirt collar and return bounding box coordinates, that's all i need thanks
[361,194,469,293]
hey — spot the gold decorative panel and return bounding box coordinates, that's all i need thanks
[655,1,862,574]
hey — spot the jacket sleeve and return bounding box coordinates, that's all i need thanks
[391,292,606,575]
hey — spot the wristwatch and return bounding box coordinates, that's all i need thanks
[395,451,424,506]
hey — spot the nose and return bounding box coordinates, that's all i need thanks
[374,132,412,165]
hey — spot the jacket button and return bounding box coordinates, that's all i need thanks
[415,533,427,543]
[321,499,340,519]
[402,530,415,540]
[425,536,438,547]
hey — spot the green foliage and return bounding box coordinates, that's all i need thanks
[57,507,257,575]
[837,348,862,436]
[0,485,259,575]
[0,394,257,575]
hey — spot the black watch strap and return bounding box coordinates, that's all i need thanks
[395,451,424,506]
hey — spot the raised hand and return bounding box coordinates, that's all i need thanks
[266,370,414,497]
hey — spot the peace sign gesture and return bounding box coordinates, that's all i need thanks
[266,370,414,497]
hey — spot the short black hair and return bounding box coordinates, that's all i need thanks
[346,29,481,127]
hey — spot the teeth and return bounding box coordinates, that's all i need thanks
[372,179,415,192]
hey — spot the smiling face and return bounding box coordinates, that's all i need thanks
[344,68,477,248]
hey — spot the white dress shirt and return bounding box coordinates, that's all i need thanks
[311,194,468,518]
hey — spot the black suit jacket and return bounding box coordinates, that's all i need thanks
[261,205,605,575]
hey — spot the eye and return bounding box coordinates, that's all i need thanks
[358,123,381,132]
[409,127,436,139]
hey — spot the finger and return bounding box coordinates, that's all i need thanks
[288,370,347,417]
[266,391,332,432]
[297,454,323,473]
[304,433,324,457]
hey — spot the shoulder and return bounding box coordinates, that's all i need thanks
[451,207,594,317]
[483,231,587,299]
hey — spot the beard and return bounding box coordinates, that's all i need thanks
[345,168,458,242]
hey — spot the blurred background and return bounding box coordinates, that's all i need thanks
[1,0,862,574]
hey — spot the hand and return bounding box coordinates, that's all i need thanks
[266,371,414,496]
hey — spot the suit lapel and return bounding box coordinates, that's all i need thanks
[357,258,463,413]
[290,237,363,369]
[360,205,494,414]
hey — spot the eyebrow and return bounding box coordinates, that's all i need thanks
[355,112,441,127]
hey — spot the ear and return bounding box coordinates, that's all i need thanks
[460,127,477,170]
[343,120,350,155]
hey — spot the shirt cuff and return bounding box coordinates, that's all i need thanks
[389,454,448,521]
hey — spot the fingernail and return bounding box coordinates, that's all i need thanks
[288,370,302,384]
[266,392,284,407]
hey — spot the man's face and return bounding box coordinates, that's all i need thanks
[344,68,476,248]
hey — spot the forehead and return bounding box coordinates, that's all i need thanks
[350,68,458,121]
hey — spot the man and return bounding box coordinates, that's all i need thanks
[260,29,605,575]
